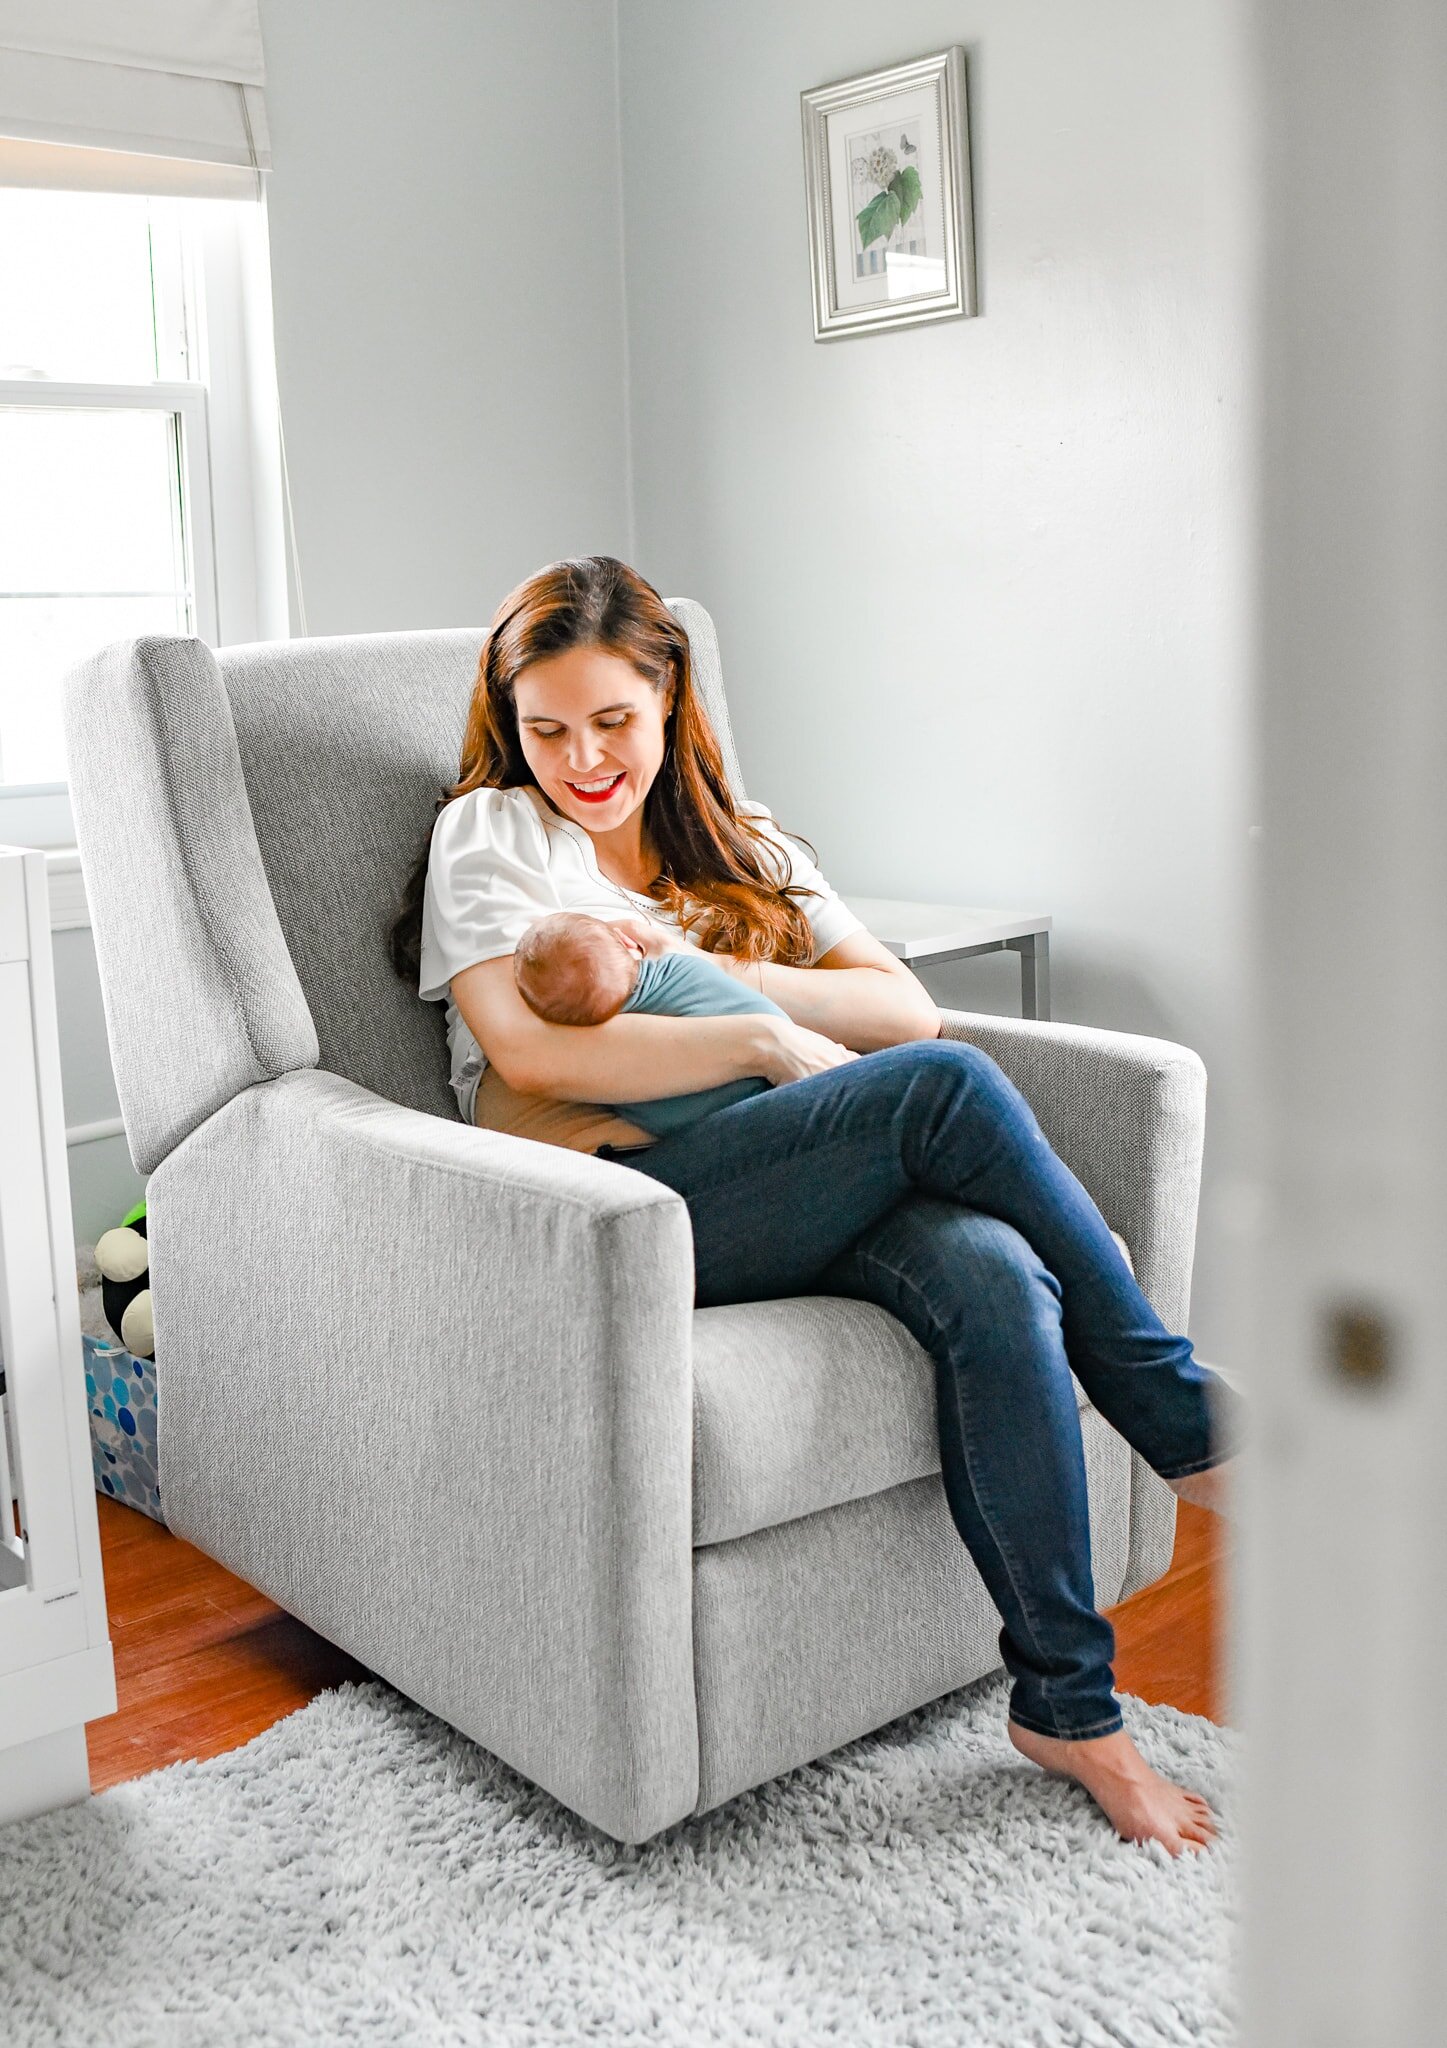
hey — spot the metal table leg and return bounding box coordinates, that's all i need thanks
[1005,931,1051,1020]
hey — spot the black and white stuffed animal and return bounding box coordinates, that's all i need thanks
[93,1199,154,1359]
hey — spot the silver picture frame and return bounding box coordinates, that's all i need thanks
[800,46,976,341]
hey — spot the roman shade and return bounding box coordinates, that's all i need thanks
[0,1,268,197]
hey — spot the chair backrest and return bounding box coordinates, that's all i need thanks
[63,599,745,1174]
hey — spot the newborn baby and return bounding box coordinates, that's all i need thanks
[513,910,790,1137]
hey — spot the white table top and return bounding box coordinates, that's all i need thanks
[840,896,1052,964]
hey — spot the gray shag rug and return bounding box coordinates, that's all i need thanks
[2,1671,1240,2047]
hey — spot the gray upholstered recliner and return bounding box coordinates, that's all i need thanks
[64,604,1193,1844]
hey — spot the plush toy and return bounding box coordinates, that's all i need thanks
[93,1198,154,1359]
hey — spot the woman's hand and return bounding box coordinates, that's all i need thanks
[752,1014,862,1085]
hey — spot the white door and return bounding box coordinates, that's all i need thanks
[1238,3,1447,2038]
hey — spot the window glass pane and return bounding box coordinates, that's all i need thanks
[0,408,188,596]
[0,407,190,786]
[0,189,186,383]
[0,595,185,786]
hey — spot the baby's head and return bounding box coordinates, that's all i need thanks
[513,912,642,1027]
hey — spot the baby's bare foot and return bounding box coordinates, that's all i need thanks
[1008,1719,1217,1856]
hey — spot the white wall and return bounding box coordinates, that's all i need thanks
[54,926,149,1245]
[257,0,633,633]
[616,0,1253,1365]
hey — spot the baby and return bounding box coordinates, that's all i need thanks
[512,910,790,1137]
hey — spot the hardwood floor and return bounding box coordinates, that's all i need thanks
[1109,1499,1228,1723]
[87,1497,370,1791]
[86,1493,1228,1795]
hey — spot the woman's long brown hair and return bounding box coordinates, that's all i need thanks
[388,555,826,986]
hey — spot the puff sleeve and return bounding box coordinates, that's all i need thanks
[418,787,557,1002]
[740,800,866,964]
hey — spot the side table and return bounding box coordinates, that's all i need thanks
[840,898,1053,1021]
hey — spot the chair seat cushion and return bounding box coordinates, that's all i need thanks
[691,1232,1134,1547]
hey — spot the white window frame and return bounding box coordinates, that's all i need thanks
[0,372,220,635]
[0,192,287,850]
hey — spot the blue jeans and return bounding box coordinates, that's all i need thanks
[596,1038,1246,1742]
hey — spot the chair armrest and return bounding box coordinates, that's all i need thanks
[146,1067,699,1843]
[936,1008,1206,1333]
[936,1008,1207,1604]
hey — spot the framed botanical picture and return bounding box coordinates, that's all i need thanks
[800,46,976,341]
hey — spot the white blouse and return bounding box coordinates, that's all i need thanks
[418,783,865,1122]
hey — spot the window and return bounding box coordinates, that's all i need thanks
[0,183,287,842]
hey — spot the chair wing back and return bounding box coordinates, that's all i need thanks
[63,598,744,1175]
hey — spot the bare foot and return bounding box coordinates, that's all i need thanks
[1166,1456,1236,1520]
[1008,1718,1217,1856]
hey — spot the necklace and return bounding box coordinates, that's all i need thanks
[547,803,662,906]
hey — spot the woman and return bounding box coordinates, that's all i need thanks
[390,555,1246,1858]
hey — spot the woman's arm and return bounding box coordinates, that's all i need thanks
[719,928,942,1050]
[452,955,834,1103]
[452,927,932,1105]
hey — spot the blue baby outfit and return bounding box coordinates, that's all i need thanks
[613,950,788,1135]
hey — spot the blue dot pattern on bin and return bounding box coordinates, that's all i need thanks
[82,1333,163,1523]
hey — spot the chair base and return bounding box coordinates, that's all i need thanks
[689,1405,1133,1818]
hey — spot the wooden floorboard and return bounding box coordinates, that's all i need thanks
[86,1493,1227,1794]
[1108,1501,1226,1723]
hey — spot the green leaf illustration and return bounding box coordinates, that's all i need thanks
[856,188,902,250]
[889,165,922,228]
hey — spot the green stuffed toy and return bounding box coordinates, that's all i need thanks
[93,1198,153,1359]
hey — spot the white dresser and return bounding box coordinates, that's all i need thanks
[0,844,115,1825]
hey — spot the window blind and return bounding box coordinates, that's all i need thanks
[0,1,268,197]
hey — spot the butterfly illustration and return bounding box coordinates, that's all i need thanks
[899,132,917,154]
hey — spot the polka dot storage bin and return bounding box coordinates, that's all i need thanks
[82,1333,164,1525]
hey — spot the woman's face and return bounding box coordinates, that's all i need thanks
[512,644,672,840]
